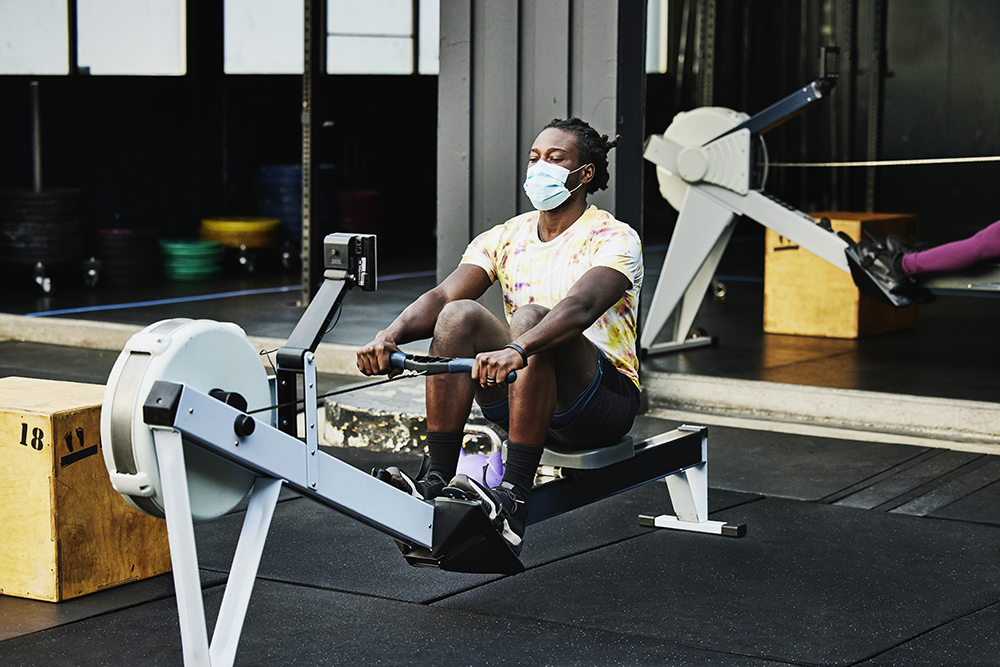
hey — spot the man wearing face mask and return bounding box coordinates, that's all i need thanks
[357,118,643,555]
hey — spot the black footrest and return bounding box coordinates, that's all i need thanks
[398,497,524,575]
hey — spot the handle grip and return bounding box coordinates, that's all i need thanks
[389,353,516,383]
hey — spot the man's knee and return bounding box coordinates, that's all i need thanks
[438,299,483,324]
[435,299,487,338]
[432,300,507,355]
[510,304,549,337]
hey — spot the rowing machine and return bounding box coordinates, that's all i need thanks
[642,47,854,355]
[101,232,743,667]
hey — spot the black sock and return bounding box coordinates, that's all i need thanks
[502,441,543,499]
[425,431,464,479]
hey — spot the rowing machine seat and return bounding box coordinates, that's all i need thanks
[538,435,635,469]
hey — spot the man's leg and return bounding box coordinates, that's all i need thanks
[448,303,601,553]
[506,304,600,447]
[502,304,598,496]
[424,300,509,480]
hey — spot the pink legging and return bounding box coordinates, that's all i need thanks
[901,220,1000,276]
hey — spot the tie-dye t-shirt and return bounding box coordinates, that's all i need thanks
[461,205,643,387]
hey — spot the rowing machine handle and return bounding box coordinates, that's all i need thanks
[389,353,516,383]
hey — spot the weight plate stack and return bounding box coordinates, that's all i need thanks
[94,229,163,288]
[255,165,302,242]
[159,239,225,282]
[200,217,281,248]
[0,188,85,266]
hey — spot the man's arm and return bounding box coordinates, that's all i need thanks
[514,266,631,356]
[472,265,631,383]
[357,264,493,376]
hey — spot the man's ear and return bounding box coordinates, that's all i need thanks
[580,163,596,185]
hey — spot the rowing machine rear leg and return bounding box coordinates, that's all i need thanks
[639,426,746,537]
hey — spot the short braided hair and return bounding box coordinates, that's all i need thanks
[543,118,620,194]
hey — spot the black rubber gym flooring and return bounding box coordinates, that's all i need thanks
[1,345,998,666]
[2,244,999,665]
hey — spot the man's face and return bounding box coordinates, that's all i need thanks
[527,127,594,196]
[528,127,581,172]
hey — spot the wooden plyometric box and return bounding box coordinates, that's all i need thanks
[764,212,920,338]
[0,377,171,602]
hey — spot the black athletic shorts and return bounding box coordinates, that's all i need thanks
[476,351,640,449]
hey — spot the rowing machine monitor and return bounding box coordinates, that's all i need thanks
[324,232,376,291]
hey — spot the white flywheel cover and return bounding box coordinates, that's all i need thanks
[656,107,756,211]
[101,318,271,521]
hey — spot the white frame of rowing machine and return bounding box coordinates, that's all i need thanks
[144,375,736,667]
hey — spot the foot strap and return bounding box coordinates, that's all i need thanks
[397,497,525,575]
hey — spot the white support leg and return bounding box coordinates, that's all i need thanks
[152,427,212,667]
[640,186,736,354]
[153,426,283,667]
[209,476,282,667]
[639,427,745,537]
[670,221,736,343]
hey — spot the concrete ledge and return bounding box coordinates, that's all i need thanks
[3,314,996,448]
[0,314,365,378]
[0,314,142,351]
[644,371,1000,448]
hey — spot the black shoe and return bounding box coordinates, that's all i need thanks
[373,456,448,501]
[444,475,527,555]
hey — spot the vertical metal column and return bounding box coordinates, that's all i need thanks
[569,0,621,215]
[674,0,692,110]
[615,1,647,245]
[865,0,887,212]
[518,0,570,213]
[411,0,420,75]
[839,0,857,210]
[436,1,474,283]
[300,0,316,306]
[30,81,42,193]
[67,0,79,75]
[696,0,717,107]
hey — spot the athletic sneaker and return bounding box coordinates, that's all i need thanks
[444,475,528,555]
[373,456,448,501]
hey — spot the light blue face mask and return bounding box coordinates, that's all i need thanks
[522,160,588,211]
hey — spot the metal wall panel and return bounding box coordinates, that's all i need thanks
[437,1,473,280]
[437,0,643,283]
[879,0,1000,239]
[473,1,519,239]
[518,0,571,213]
[570,0,620,214]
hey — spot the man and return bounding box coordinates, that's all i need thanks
[357,118,643,554]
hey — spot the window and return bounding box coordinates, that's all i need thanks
[0,0,69,75]
[327,0,423,75]
[2,0,667,79]
[77,0,186,75]
[646,0,670,74]
[224,0,304,74]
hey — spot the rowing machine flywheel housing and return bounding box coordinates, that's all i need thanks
[102,318,271,521]
[655,107,769,211]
